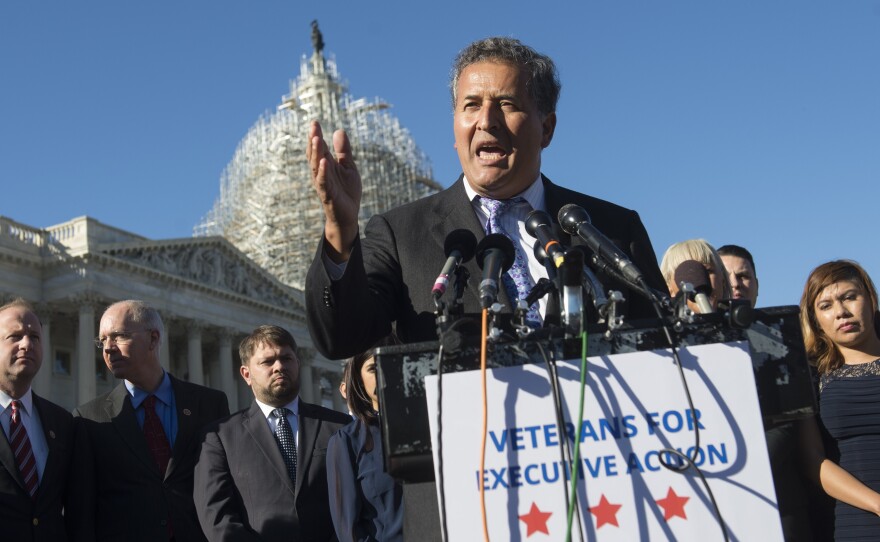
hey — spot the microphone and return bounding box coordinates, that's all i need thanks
[525,210,566,269]
[558,204,644,286]
[475,233,515,309]
[558,247,584,336]
[432,229,478,300]
[533,240,561,327]
[673,260,714,314]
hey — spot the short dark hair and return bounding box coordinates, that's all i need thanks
[450,37,561,116]
[239,325,298,365]
[717,244,757,275]
[0,297,36,315]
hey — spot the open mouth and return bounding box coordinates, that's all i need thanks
[476,144,508,161]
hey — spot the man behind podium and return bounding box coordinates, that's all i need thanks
[72,300,230,541]
[0,298,75,541]
[305,36,666,358]
[194,325,351,541]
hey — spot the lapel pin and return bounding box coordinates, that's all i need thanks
[49,430,56,439]
[183,408,192,416]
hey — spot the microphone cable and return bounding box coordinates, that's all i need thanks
[434,341,450,542]
[640,277,730,542]
[564,328,590,542]
[479,307,491,542]
[535,341,585,542]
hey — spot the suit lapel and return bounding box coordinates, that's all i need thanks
[294,402,320,498]
[33,393,61,501]
[241,401,295,496]
[106,383,159,476]
[0,405,25,491]
[167,376,196,480]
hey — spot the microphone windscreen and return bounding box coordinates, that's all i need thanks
[525,209,554,238]
[674,260,712,294]
[475,233,515,273]
[444,229,478,262]
[557,204,591,235]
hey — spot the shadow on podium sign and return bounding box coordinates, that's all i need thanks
[375,306,814,540]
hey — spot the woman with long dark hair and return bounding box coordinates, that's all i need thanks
[801,260,880,539]
[327,336,403,542]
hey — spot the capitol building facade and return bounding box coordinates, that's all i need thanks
[0,24,437,411]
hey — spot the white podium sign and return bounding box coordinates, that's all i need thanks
[425,341,782,541]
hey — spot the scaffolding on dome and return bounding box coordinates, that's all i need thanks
[195,23,441,290]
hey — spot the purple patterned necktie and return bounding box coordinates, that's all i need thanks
[481,197,541,327]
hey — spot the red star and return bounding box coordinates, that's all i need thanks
[589,494,623,529]
[656,487,690,521]
[519,502,552,537]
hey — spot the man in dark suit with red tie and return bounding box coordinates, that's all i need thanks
[0,298,75,542]
[71,300,229,541]
[194,325,351,541]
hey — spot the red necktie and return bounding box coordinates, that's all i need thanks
[10,400,39,498]
[142,395,172,475]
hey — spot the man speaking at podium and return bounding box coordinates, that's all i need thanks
[306,36,666,360]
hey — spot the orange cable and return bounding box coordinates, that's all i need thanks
[479,307,490,542]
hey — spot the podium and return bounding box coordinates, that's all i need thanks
[375,306,815,540]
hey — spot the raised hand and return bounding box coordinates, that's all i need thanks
[307,121,362,262]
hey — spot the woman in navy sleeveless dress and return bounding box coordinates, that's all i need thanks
[801,260,880,540]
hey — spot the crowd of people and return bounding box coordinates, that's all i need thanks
[2,35,878,542]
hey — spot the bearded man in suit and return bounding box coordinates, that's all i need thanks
[72,300,229,541]
[0,299,75,541]
[194,325,351,541]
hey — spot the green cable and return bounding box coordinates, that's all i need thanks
[565,329,588,542]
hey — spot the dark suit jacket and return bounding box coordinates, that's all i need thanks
[306,176,667,359]
[71,375,229,542]
[194,399,352,542]
[0,392,75,542]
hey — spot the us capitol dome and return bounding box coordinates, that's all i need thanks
[195,21,441,289]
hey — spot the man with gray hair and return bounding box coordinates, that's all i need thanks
[306,37,667,540]
[72,300,229,541]
[305,36,666,358]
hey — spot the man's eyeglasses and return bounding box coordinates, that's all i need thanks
[94,329,152,349]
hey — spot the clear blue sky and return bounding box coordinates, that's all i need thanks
[2,2,878,308]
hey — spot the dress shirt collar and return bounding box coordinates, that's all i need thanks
[255,396,300,420]
[463,174,545,212]
[0,387,34,415]
[125,370,173,409]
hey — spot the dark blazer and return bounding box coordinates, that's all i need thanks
[194,399,352,542]
[306,175,667,359]
[0,392,75,542]
[327,420,403,542]
[71,375,229,542]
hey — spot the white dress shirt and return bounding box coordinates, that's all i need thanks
[0,387,49,480]
[256,396,300,449]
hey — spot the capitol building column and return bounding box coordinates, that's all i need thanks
[297,347,315,404]
[33,309,52,396]
[186,321,205,385]
[77,301,97,404]
[159,311,171,371]
[218,329,238,412]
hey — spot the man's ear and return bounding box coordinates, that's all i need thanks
[239,364,251,385]
[149,329,160,352]
[541,112,557,148]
